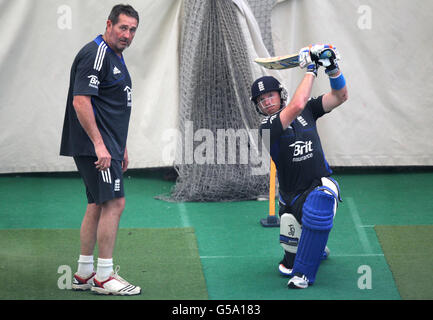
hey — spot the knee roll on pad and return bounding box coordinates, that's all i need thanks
[279,213,301,254]
[302,189,335,231]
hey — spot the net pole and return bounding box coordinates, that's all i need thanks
[260,159,280,227]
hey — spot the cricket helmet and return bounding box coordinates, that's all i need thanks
[250,76,288,114]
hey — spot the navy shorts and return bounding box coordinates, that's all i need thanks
[73,156,124,205]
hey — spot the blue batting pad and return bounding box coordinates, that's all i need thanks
[291,189,335,283]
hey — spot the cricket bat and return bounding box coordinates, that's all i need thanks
[254,53,299,70]
[254,49,334,70]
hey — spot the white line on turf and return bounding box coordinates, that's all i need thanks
[199,253,384,259]
[346,197,373,254]
[178,202,191,227]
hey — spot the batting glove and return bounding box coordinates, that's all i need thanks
[298,46,318,77]
[310,44,341,76]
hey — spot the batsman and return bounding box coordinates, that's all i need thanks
[251,44,348,289]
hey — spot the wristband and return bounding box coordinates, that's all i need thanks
[329,73,346,90]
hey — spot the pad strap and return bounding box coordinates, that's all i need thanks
[316,186,338,203]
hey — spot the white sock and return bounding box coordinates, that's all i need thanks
[77,255,94,277]
[96,258,114,281]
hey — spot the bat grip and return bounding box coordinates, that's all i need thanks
[319,49,333,59]
[311,49,334,64]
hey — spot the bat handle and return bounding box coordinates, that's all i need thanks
[319,49,333,59]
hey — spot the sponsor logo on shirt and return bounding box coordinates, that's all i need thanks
[88,75,100,89]
[289,140,313,162]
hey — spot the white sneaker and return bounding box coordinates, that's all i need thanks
[72,272,95,290]
[278,264,293,277]
[91,266,141,296]
[287,273,309,289]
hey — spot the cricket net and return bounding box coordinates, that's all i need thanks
[163,0,276,202]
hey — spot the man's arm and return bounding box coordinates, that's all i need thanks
[279,73,316,130]
[73,95,111,170]
[322,69,348,113]
[312,45,348,113]
[278,46,324,129]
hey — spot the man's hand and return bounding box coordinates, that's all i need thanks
[94,143,111,171]
[309,44,341,75]
[298,46,314,69]
[298,46,319,77]
[73,95,112,171]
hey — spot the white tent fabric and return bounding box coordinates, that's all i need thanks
[270,0,433,166]
[0,0,181,173]
[0,0,432,173]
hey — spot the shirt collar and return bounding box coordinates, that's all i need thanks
[93,35,125,65]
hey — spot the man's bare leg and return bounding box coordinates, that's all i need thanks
[97,197,125,259]
[73,203,102,289]
[89,196,141,295]
[80,203,102,256]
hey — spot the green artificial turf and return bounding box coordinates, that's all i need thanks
[0,228,208,300]
[375,225,433,300]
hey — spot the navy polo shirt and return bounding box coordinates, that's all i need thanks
[260,95,332,201]
[60,35,132,161]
